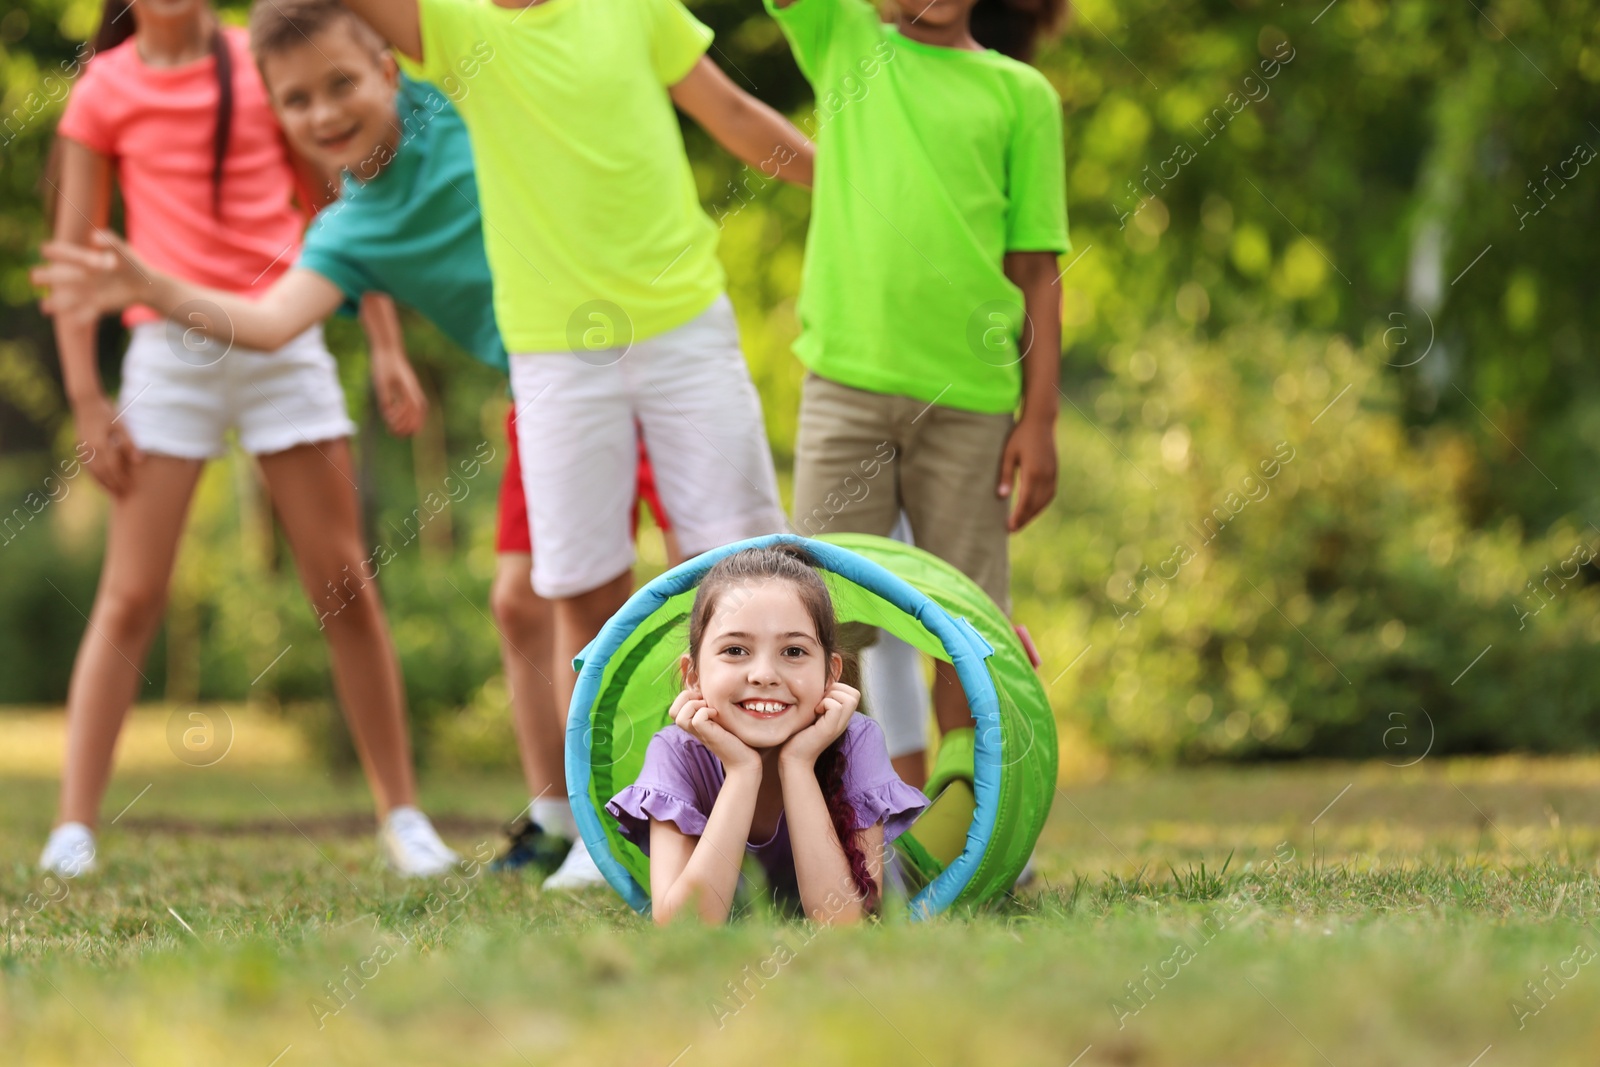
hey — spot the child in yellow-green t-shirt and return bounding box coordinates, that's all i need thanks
[338,0,815,888]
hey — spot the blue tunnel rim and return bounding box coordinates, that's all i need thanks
[565,533,1004,920]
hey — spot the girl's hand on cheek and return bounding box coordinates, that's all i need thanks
[780,681,859,767]
[671,688,759,773]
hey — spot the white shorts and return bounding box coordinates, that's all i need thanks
[117,321,356,460]
[509,295,788,598]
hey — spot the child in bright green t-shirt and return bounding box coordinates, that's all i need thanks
[770,0,1070,787]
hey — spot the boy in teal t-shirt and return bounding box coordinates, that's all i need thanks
[296,73,507,374]
[769,0,1070,786]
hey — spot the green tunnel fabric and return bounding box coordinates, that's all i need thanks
[566,534,1057,917]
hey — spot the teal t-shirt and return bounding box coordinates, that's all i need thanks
[298,75,507,373]
[766,0,1070,414]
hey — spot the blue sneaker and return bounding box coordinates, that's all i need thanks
[489,816,572,875]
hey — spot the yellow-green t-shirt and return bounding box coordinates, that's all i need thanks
[415,0,725,351]
[767,0,1070,414]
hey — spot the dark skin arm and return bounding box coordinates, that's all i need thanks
[997,250,1062,531]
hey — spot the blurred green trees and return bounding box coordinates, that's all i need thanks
[1023,322,1600,761]
[2,0,1599,764]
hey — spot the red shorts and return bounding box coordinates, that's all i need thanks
[495,404,671,554]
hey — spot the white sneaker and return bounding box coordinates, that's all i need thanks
[40,822,97,878]
[379,806,460,877]
[1015,849,1038,890]
[540,833,608,891]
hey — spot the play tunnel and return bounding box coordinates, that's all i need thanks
[565,533,1057,918]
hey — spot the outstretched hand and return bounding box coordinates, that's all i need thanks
[32,230,149,324]
[779,681,859,767]
[670,689,759,773]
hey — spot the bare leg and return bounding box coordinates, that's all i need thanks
[57,456,205,828]
[490,553,561,799]
[552,569,633,729]
[933,659,975,736]
[258,439,416,817]
[662,525,686,567]
[892,751,926,789]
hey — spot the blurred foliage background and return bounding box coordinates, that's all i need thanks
[3,0,1599,768]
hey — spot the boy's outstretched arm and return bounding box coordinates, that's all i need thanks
[670,58,815,189]
[337,0,423,62]
[35,231,342,353]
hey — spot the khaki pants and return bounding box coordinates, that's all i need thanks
[792,373,1014,613]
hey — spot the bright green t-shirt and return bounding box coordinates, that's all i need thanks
[767,0,1070,414]
[415,0,725,352]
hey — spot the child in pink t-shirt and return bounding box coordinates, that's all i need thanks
[37,0,454,880]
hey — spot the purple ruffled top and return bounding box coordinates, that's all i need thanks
[606,715,930,901]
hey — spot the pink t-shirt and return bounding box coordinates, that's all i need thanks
[57,26,305,326]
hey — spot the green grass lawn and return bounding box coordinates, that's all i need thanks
[4,709,1600,1065]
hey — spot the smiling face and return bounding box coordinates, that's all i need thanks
[259,24,399,178]
[684,579,842,752]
